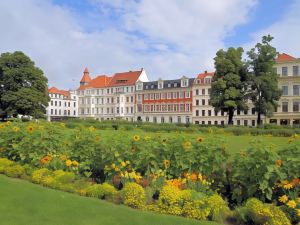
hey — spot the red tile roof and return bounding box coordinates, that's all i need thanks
[78,75,112,90]
[276,53,296,62]
[48,87,70,98]
[197,71,214,79]
[107,70,143,87]
[80,67,92,83]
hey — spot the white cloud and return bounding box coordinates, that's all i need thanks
[246,0,300,57]
[0,0,257,89]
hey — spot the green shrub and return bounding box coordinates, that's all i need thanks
[4,165,25,178]
[121,182,145,209]
[53,170,75,184]
[0,158,14,173]
[85,183,116,200]
[31,168,51,184]
[236,198,291,225]
[207,194,230,222]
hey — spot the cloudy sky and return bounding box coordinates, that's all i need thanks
[0,0,299,89]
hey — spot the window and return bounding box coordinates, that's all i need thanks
[186,116,190,124]
[51,109,53,115]
[168,104,173,112]
[185,91,190,98]
[202,99,205,105]
[174,83,178,87]
[282,102,288,112]
[196,110,199,116]
[282,86,288,96]
[214,110,218,116]
[293,101,299,112]
[208,110,211,116]
[155,93,160,100]
[251,108,255,115]
[179,92,184,98]
[252,120,255,127]
[167,92,172,99]
[173,92,177,99]
[196,100,199,106]
[208,121,211,125]
[237,120,240,125]
[293,85,299,96]
[158,82,163,89]
[177,116,181,123]
[153,117,157,123]
[161,93,166,99]
[51,101,53,106]
[169,116,173,123]
[146,117,149,122]
[202,89,205,95]
[181,79,188,87]
[293,66,299,76]
[214,121,218,125]
[282,67,288,76]
[144,94,148,100]
[136,83,143,90]
[195,89,199,95]
[273,67,277,74]
[202,110,205,116]
[186,103,190,111]
[244,120,248,126]
[221,110,224,116]
[161,117,165,123]
[180,104,185,112]
[244,110,248,115]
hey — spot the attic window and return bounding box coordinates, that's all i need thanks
[146,85,148,89]
[174,83,178,87]
[168,83,171,87]
[151,85,154,89]
[116,79,127,83]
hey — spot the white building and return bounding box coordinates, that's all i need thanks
[46,87,78,121]
[77,67,149,121]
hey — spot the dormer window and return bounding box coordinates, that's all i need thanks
[158,82,163,89]
[136,83,143,91]
[151,85,154,89]
[168,83,171,88]
[181,79,188,87]
[146,85,149,89]
[205,78,211,83]
[174,83,178,87]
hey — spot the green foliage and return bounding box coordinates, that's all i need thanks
[85,183,117,200]
[247,35,282,125]
[0,157,14,173]
[121,183,146,209]
[236,198,291,225]
[4,164,25,178]
[32,168,51,184]
[210,47,248,124]
[232,141,284,203]
[0,51,49,117]
[52,170,75,184]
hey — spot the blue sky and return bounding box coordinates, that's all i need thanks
[0,0,299,89]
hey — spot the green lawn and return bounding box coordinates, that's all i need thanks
[0,175,221,225]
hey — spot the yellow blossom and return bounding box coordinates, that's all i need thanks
[121,161,126,167]
[133,135,140,141]
[111,163,116,169]
[60,123,65,128]
[59,155,67,161]
[65,160,72,167]
[196,137,204,143]
[144,136,151,141]
[27,125,34,133]
[72,160,79,167]
[0,124,5,129]
[286,200,296,208]
[297,209,300,217]
[283,183,294,190]
[183,141,192,150]
[163,159,170,168]
[12,126,20,132]
[125,160,130,165]
[279,195,288,203]
[275,159,282,167]
[6,121,11,125]
[88,126,96,132]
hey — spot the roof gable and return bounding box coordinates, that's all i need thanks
[48,87,70,98]
[108,70,142,87]
[78,75,111,90]
[276,53,296,62]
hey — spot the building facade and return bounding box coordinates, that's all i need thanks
[135,76,194,124]
[77,68,148,121]
[46,87,78,121]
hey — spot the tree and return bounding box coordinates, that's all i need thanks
[210,47,248,125]
[247,35,281,126]
[0,51,49,118]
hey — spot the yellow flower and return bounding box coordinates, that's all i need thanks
[196,137,204,143]
[283,183,294,190]
[286,200,296,208]
[114,166,120,172]
[288,138,293,144]
[125,160,130,165]
[6,121,11,125]
[279,195,288,203]
[72,160,79,167]
[65,159,72,167]
[144,136,151,141]
[297,209,300,217]
[111,163,116,169]
[133,135,140,141]
[59,155,67,161]
[121,161,126,167]
[163,159,170,168]
[12,126,20,132]
[297,197,300,203]
[88,126,96,132]
[60,123,65,128]
[183,141,192,150]
[27,125,34,133]
[275,159,282,167]
[0,124,5,129]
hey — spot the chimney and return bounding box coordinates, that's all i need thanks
[205,70,207,74]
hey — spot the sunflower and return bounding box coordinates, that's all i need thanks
[6,121,11,125]
[27,125,34,133]
[286,200,296,208]
[40,155,52,165]
[133,135,140,141]
[59,155,67,161]
[0,124,5,129]
[88,126,96,132]
[162,138,167,143]
[12,126,20,132]
[72,160,79,167]
[196,137,204,143]
[279,195,288,203]
[163,159,170,168]
[121,161,126,167]
[183,141,192,150]
[275,159,282,167]
[283,182,294,190]
[65,159,72,167]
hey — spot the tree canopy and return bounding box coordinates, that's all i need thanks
[247,35,281,125]
[210,47,248,124]
[0,51,49,118]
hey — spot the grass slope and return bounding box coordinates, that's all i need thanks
[0,175,221,225]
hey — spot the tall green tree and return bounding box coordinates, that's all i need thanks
[210,47,248,125]
[0,51,49,118]
[247,35,281,126]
